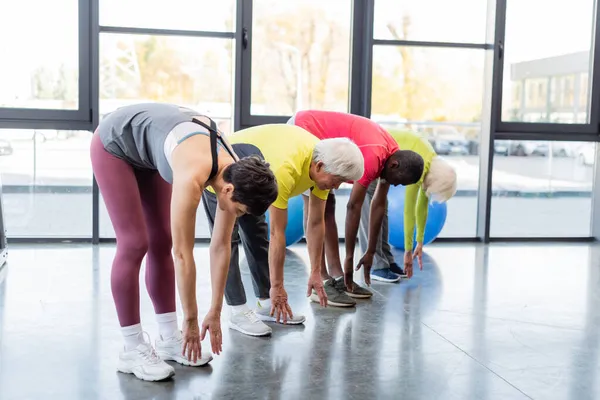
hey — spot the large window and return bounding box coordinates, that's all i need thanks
[491,140,594,237]
[246,0,352,118]
[0,0,91,124]
[100,0,235,32]
[99,34,234,134]
[0,129,92,237]
[97,0,236,239]
[3,0,600,242]
[370,5,489,237]
[500,0,595,126]
[373,0,488,44]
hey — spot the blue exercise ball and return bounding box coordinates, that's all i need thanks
[265,194,305,246]
[387,185,447,251]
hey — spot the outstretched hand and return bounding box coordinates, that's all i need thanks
[307,271,327,306]
[270,286,294,324]
[413,243,424,270]
[200,310,222,355]
[182,318,202,363]
[355,251,375,286]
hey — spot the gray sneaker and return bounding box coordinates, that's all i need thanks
[310,278,356,307]
[333,277,372,299]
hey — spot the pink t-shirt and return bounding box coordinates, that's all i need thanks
[294,110,399,187]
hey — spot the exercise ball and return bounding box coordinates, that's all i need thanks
[387,185,447,250]
[265,194,305,246]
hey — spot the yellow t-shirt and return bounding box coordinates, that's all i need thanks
[209,124,329,209]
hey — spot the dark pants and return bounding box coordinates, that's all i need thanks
[201,190,271,306]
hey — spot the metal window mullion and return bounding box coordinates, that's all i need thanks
[239,0,253,126]
[233,0,244,132]
[91,0,100,244]
[495,131,600,142]
[587,0,600,240]
[477,0,506,242]
[587,0,600,131]
[349,0,374,117]
[78,0,92,121]
[99,25,235,39]
[372,39,492,50]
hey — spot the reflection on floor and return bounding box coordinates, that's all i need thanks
[1,242,599,399]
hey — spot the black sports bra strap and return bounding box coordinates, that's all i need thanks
[191,117,239,184]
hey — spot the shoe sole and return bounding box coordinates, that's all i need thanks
[256,313,306,325]
[117,364,175,382]
[345,291,373,299]
[157,351,213,367]
[370,275,401,283]
[309,293,355,307]
[229,322,272,337]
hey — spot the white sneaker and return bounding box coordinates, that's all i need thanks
[117,332,175,381]
[255,302,306,325]
[156,330,213,367]
[229,310,272,337]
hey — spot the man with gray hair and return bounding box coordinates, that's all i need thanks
[202,124,364,337]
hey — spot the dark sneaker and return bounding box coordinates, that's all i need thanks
[310,278,356,307]
[332,277,372,299]
[370,268,401,283]
[390,262,408,278]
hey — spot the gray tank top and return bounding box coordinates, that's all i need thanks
[98,103,205,183]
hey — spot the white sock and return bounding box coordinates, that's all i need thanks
[156,312,179,339]
[258,298,271,309]
[231,304,250,315]
[121,323,144,351]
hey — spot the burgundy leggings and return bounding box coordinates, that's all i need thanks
[90,133,176,327]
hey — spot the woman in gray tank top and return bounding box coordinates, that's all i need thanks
[90,103,278,382]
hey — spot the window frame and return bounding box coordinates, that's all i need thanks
[0,0,93,129]
[493,0,600,137]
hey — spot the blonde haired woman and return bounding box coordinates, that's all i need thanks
[358,130,457,281]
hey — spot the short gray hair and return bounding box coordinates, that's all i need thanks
[313,138,364,181]
[423,156,457,203]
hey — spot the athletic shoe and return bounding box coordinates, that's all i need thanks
[309,278,356,307]
[390,262,408,277]
[255,301,306,325]
[229,309,272,337]
[370,268,401,283]
[332,277,372,299]
[156,330,213,367]
[117,332,175,381]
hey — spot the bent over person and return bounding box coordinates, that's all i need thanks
[359,130,457,279]
[91,103,278,381]
[202,124,365,336]
[289,110,424,306]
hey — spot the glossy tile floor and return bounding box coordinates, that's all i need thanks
[1,243,600,399]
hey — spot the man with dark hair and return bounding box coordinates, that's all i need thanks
[289,110,424,307]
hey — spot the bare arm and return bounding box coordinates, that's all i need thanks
[208,204,237,313]
[268,205,288,289]
[343,183,368,270]
[366,180,391,254]
[170,177,203,323]
[306,192,327,275]
[305,192,328,305]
